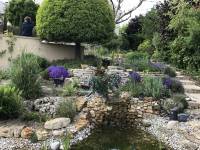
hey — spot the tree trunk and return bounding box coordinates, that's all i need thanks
[75,42,83,60]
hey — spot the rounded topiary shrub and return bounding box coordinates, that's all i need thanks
[36,0,115,44]
[0,86,23,119]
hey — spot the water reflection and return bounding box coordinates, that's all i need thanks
[71,127,169,150]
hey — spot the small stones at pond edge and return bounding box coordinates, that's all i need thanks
[50,141,60,150]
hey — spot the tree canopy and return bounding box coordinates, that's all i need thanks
[7,0,38,26]
[36,0,115,44]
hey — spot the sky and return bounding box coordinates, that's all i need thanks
[0,0,163,23]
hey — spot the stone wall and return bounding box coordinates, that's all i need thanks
[79,94,160,128]
[0,34,84,69]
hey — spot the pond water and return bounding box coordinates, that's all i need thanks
[71,127,169,150]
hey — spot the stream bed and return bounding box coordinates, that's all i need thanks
[71,127,169,150]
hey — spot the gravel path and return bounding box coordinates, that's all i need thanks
[143,115,200,150]
[0,138,42,150]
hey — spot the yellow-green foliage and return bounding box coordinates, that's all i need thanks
[0,86,23,119]
[36,0,115,43]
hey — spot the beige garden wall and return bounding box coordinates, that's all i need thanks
[0,34,83,69]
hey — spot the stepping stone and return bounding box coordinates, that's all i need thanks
[184,85,200,93]
[176,75,189,80]
[179,80,195,85]
[187,101,200,109]
[186,93,200,103]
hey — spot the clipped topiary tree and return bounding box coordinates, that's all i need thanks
[36,0,115,59]
[7,0,38,26]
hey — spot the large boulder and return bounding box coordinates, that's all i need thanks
[44,118,71,130]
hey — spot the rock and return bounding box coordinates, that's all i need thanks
[23,101,34,111]
[90,110,95,118]
[0,128,13,138]
[52,129,66,137]
[75,97,87,111]
[142,120,151,127]
[178,113,189,122]
[167,121,179,130]
[21,127,33,139]
[34,97,64,116]
[36,129,49,141]
[75,115,89,131]
[44,118,71,130]
[120,92,131,101]
[13,126,25,138]
[50,141,60,150]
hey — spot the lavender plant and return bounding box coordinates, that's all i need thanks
[129,71,141,82]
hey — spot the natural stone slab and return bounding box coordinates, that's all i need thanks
[44,118,71,130]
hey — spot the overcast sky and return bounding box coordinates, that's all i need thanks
[0,0,163,23]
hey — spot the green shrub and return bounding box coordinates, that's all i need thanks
[0,86,23,119]
[30,132,38,143]
[121,76,169,99]
[40,69,49,80]
[162,94,187,114]
[20,111,48,122]
[143,76,169,98]
[103,34,121,50]
[22,53,50,70]
[120,80,143,97]
[10,52,42,99]
[90,76,109,97]
[170,79,184,94]
[56,99,77,120]
[90,74,121,97]
[124,51,159,72]
[0,70,10,81]
[126,51,149,61]
[164,67,176,77]
[173,94,188,110]
[138,40,154,55]
[62,80,78,96]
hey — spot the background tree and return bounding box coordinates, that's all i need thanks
[140,8,159,40]
[120,15,144,50]
[110,0,146,24]
[37,0,115,59]
[7,0,38,27]
[169,0,200,70]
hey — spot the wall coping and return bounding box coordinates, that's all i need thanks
[0,34,76,46]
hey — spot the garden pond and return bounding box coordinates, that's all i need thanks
[71,127,169,150]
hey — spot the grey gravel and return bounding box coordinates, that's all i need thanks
[143,115,200,150]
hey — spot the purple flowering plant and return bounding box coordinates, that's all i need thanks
[129,71,141,82]
[149,62,166,71]
[163,77,172,89]
[48,66,69,79]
